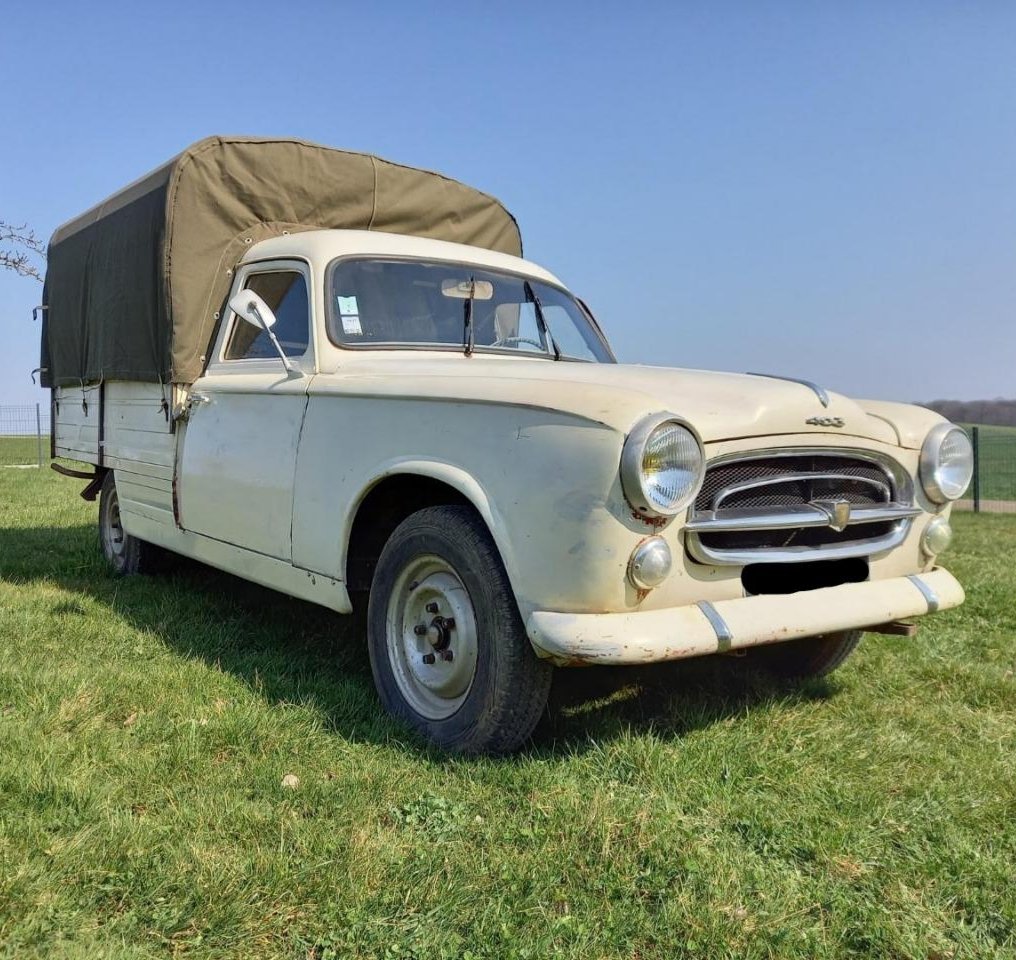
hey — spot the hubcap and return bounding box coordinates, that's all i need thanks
[102,487,126,563]
[385,555,478,720]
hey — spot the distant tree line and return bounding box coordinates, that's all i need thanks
[923,398,1016,427]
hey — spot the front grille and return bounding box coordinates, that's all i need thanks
[685,450,917,565]
[695,454,892,511]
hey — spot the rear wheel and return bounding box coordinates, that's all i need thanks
[367,505,552,754]
[98,472,163,576]
[750,629,862,679]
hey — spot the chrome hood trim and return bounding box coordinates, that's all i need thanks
[745,371,830,408]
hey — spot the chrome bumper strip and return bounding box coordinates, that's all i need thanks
[696,600,733,651]
[907,574,940,613]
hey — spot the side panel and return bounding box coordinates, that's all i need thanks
[103,382,175,524]
[53,381,175,512]
[53,383,101,464]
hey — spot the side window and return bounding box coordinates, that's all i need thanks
[225,270,309,360]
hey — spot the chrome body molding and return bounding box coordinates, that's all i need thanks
[684,446,917,566]
[685,502,921,534]
[906,574,940,613]
[745,371,831,408]
[685,522,914,566]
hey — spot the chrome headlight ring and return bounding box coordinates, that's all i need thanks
[620,413,705,519]
[919,422,974,504]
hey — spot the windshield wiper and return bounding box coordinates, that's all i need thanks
[462,277,475,356]
[524,280,561,360]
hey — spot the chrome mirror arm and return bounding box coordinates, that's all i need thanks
[247,303,300,376]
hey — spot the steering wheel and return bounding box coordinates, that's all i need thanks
[490,335,545,351]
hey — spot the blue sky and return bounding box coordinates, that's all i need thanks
[1,1,1013,408]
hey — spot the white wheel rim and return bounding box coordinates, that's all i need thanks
[102,486,126,563]
[385,554,479,720]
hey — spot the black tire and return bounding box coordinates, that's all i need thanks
[98,472,164,576]
[367,505,552,754]
[750,629,862,679]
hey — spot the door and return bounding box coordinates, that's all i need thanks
[177,261,314,560]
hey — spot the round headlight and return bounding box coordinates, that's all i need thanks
[920,423,973,503]
[621,414,704,517]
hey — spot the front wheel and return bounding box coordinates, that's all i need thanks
[750,629,862,679]
[98,472,163,576]
[367,505,552,754]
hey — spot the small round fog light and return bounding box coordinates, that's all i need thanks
[921,515,953,558]
[628,536,672,590]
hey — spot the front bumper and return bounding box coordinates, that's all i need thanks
[526,568,963,666]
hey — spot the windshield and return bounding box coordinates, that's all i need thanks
[327,258,614,362]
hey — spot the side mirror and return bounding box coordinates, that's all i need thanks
[229,288,278,330]
[227,289,301,376]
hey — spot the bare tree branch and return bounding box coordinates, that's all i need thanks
[0,220,45,283]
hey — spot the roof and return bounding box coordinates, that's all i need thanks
[241,229,562,287]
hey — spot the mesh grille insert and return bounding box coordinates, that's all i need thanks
[690,452,902,557]
[696,455,893,512]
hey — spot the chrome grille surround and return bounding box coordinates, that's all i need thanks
[684,448,919,565]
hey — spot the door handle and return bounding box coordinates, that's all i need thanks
[188,392,211,406]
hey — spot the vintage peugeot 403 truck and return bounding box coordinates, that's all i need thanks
[41,136,972,753]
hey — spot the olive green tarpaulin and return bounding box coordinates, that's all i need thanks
[41,136,522,386]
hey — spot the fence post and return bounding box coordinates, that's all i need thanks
[35,402,43,468]
[971,426,980,513]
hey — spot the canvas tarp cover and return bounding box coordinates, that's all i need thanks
[41,136,522,386]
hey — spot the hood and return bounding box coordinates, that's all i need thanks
[583,364,898,445]
[323,355,899,445]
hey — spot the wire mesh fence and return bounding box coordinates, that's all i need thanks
[0,404,50,467]
[957,425,1016,514]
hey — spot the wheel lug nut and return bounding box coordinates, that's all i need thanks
[414,624,428,636]
[439,649,454,662]
[422,653,436,665]
[444,617,455,630]
[426,602,439,614]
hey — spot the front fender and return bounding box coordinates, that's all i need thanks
[338,457,514,594]
[290,393,642,617]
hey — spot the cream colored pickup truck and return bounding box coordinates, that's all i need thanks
[43,137,971,753]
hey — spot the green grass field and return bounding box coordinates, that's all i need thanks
[0,434,45,467]
[1,470,1015,958]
